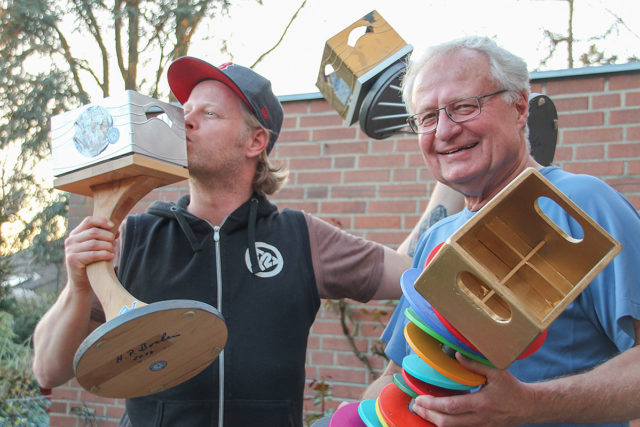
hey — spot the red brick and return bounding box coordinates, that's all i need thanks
[318,367,366,383]
[281,116,297,129]
[297,171,341,184]
[530,82,544,93]
[558,112,604,128]
[552,145,573,162]
[105,405,126,419]
[276,201,319,213]
[397,139,420,152]
[562,128,622,144]
[334,156,356,168]
[364,231,408,246]
[354,215,402,229]
[627,160,640,174]
[592,93,621,109]
[343,169,391,183]
[321,337,368,352]
[368,141,393,154]
[310,350,336,365]
[289,157,332,170]
[329,384,369,400]
[320,200,366,214]
[52,387,80,401]
[564,161,624,176]
[627,195,640,209]
[278,129,311,142]
[553,96,589,111]
[282,101,309,114]
[379,183,428,198]
[609,143,640,158]
[626,91,640,107]
[275,142,321,157]
[393,168,418,182]
[610,108,640,125]
[306,186,329,199]
[331,185,377,199]
[359,154,405,168]
[300,114,343,128]
[546,77,605,95]
[323,141,368,155]
[606,178,640,194]
[313,128,357,141]
[409,153,428,167]
[628,126,640,141]
[273,187,305,200]
[369,200,417,214]
[609,73,640,90]
[312,319,346,335]
[575,144,605,159]
[310,99,335,113]
[49,414,79,426]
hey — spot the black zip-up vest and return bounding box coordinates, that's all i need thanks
[117,193,320,426]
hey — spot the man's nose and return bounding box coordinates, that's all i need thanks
[435,109,461,140]
[183,110,195,129]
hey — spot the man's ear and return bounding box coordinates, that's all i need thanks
[246,127,269,159]
[515,90,529,127]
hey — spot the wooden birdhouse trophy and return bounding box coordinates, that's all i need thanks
[50,91,227,398]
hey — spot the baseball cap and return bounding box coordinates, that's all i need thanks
[168,57,283,154]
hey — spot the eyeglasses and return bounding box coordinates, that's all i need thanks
[407,89,509,134]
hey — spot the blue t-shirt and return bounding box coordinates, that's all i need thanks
[382,167,640,427]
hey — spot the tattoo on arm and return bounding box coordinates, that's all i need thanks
[407,205,448,257]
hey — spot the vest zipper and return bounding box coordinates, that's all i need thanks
[213,225,224,427]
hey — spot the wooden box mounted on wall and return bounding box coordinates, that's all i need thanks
[414,168,621,369]
[50,90,188,196]
[316,10,412,126]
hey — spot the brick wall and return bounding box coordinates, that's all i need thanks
[48,63,640,426]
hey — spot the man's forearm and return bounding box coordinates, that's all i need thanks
[32,283,95,388]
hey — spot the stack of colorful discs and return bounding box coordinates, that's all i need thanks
[325,243,547,426]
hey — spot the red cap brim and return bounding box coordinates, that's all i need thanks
[168,57,251,107]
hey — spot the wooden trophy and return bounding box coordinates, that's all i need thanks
[414,168,621,368]
[50,91,227,398]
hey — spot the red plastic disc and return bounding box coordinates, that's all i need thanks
[378,383,435,427]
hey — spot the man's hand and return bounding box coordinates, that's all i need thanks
[411,353,535,427]
[64,216,117,292]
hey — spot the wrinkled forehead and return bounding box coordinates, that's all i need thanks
[412,50,493,110]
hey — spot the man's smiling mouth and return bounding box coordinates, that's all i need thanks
[439,142,479,155]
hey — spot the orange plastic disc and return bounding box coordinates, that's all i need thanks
[404,321,486,387]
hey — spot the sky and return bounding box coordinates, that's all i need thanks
[186,0,639,97]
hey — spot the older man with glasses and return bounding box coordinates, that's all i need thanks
[362,36,640,426]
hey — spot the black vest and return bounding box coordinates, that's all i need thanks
[117,194,320,426]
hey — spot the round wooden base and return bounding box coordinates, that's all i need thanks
[74,299,226,398]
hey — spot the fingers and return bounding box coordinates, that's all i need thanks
[412,393,474,426]
[64,217,118,287]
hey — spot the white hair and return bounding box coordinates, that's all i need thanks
[402,36,531,114]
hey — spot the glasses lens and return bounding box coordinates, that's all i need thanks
[409,111,437,133]
[446,97,481,122]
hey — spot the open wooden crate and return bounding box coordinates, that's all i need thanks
[414,168,621,368]
[315,10,412,126]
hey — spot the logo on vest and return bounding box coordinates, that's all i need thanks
[245,242,284,278]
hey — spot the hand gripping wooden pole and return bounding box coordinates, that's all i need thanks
[50,92,227,398]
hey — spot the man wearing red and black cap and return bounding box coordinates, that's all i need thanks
[33,57,411,426]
